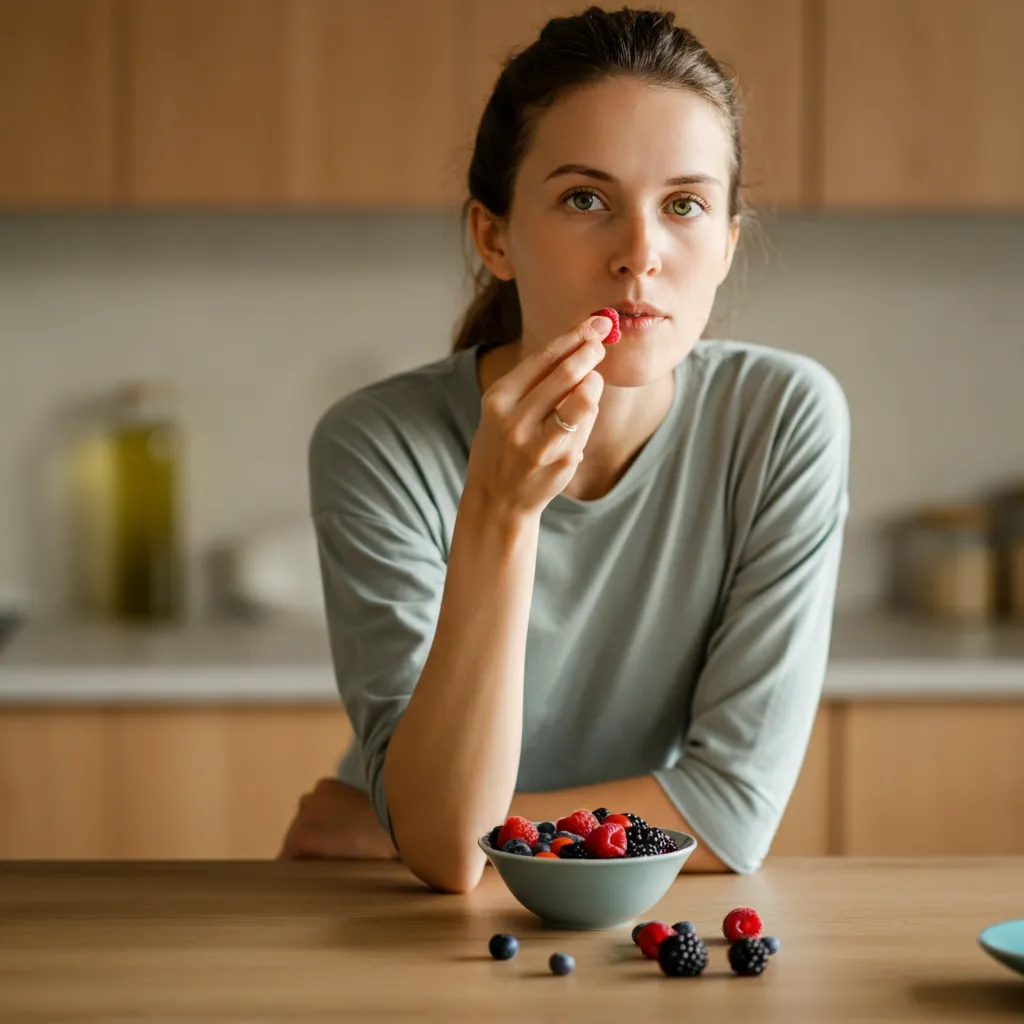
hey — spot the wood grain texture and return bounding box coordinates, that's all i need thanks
[0,0,116,206]
[0,708,352,858]
[457,0,806,208]
[820,0,1024,209]
[841,702,1024,855]
[0,858,1020,1020]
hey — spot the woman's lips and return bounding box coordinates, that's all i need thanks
[617,313,667,333]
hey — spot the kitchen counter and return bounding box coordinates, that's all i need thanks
[1,610,1024,704]
[1,857,1021,1021]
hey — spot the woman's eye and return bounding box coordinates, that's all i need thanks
[562,189,706,218]
[564,189,605,212]
[671,197,703,218]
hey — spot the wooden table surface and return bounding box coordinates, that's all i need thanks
[1,857,1022,1022]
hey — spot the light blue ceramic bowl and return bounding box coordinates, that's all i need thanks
[979,919,1024,977]
[479,825,697,929]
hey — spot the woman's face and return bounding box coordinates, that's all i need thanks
[475,75,740,387]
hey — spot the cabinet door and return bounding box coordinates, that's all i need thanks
[0,0,115,207]
[124,0,293,205]
[769,705,835,856]
[288,0,463,205]
[458,1,806,208]
[820,0,1024,209]
[840,703,1024,855]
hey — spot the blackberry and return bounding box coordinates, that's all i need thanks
[658,932,709,977]
[728,937,771,976]
[661,835,679,853]
[625,813,650,829]
[631,921,651,944]
[488,826,501,849]
[537,821,556,835]
[591,807,609,822]
[762,935,781,955]
[502,838,532,856]
[672,921,696,935]
[549,952,575,976]
[488,933,519,960]
[625,825,670,858]
[557,840,590,859]
[531,842,551,855]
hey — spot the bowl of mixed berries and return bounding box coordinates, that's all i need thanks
[479,807,696,929]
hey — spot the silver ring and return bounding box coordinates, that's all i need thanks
[553,410,578,433]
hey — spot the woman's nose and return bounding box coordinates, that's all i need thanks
[609,212,663,279]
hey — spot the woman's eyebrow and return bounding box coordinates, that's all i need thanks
[543,163,722,189]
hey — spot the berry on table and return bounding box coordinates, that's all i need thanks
[488,934,519,960]
[556,810,600,838]
[671,921,696,936]
[637,922,677,960]
[658,932,710,977]
[549,952,575,975]
[497,816,539,850]
[762,935,781,955]
[722,907,763,941]
[631,922,651,945]
[584,822,627,859]
[502,839,533,856]
[728,937,771,976]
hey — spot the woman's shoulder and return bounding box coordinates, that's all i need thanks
[689,338,849,436]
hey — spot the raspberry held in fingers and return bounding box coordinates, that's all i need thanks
[590,307,621,344]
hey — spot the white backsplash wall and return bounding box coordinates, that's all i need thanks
[1,211,1022,616]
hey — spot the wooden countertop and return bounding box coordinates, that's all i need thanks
[1,858,1021,1021]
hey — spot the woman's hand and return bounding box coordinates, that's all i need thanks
[466,314,611,519]
[278,777,399,860]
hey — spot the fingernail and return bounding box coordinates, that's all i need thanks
[588,315,612,339]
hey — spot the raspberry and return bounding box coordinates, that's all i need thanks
[502,838,532,856]
[584,822,627,859]
[488,933,519,960]
[728,937,771,976]
[722,907,762,942]
[556,810,600,838]
[590,307,621,345]
[557,840,590,859]
[534,851,559,859]
[658,932,709,977]
[637,922,676,960]
[549,952,575,975]
[631,922,651,944]
[603,813,632,829]
[549,836,575,854]
[497,816,539,850]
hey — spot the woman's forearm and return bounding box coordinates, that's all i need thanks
[384,483,541,893]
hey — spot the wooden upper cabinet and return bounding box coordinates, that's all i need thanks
[288,0,463,206]
[0,0,116,207]
[124,0,293,205]
[820,0,1024,209]
[457,1,806,208]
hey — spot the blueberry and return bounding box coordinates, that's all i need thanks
[502,839,532,856]
[488,826,501,849]
[488,933,519,960]
[592,807,609,822]
[549,952,575,976]
[631,921,651,944]
[762,935,781,955]
[672,920,696,935]
[552,831,582,842]
[537,821,556,835]
[531,843,551,854]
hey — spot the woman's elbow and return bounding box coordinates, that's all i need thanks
[407,851,487,894]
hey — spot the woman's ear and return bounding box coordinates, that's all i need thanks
[468,200,515,281]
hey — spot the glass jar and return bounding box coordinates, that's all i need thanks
[901,505,996,622]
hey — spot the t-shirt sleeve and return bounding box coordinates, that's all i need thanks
[308,395,448,837]
[653,360,851,874]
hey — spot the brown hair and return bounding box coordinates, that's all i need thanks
[451,5,747,355]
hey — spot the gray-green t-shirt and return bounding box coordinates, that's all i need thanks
[309,339,850,873]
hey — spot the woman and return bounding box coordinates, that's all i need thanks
[280,6,849,893]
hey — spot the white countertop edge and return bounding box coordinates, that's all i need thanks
[0,667,340,704]
[1,659,1024,704]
